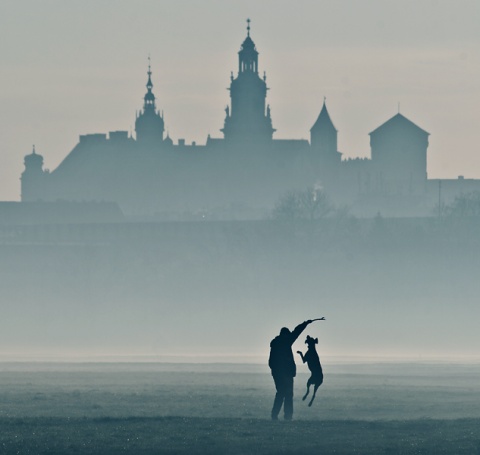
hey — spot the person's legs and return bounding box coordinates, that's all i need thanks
[283,376,294,420]
[271,375,286,420]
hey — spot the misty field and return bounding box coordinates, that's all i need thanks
[1,363,480,454]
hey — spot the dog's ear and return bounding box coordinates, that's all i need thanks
[315,338,318,344]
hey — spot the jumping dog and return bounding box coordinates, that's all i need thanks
[297,335,323,406]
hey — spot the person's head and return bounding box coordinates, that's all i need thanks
[280,327,291,337]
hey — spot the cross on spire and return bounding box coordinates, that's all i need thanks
[247,18,251,36]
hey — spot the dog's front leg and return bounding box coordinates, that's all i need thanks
[296,351,306,363]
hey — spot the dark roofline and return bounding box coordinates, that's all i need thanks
[369,113,429,136]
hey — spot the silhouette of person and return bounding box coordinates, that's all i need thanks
[269,319,313,420]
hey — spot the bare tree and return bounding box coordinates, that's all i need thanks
[272,187,332,221]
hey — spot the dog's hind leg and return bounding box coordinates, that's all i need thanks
[302,386,309,401]
[302,377,313,401]
[308,382,321,407]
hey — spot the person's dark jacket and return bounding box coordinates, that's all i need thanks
[269,321,309,378]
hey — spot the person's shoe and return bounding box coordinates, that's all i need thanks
[271,415,278,421]
[284,415,292,421]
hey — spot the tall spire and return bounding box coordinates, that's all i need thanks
[143,56,156,110]
[147,54,153,91]
[247,18,251,37]
[135,56,165,144]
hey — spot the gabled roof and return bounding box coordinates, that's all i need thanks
[369,113,429,136]
[311,101,337,132]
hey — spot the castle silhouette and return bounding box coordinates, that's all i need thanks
[20,21,480,219]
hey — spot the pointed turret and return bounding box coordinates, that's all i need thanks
[311,100,337,135]
[135,57,165,146]
[221,19,275,145]
[310,99,340,164]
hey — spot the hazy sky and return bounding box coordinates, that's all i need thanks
[1,0,479,201]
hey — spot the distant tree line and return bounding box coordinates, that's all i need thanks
[440,191,480,217]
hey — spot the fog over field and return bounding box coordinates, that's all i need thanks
[1,218,480,362]
[2,362,480,421]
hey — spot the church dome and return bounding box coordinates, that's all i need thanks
[24,146,44,168]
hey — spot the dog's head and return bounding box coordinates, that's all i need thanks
[305,335,318,346]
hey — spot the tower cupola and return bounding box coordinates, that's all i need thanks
[24,144,44,171]
[21,145,46,201]
[238,19,259,74]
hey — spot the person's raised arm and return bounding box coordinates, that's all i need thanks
[290,320,311,343]
[290,317,325,343]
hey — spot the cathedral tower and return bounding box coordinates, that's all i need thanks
[221,20,275,145]
[135,58,165,146]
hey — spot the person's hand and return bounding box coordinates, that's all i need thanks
[306,319,313,324]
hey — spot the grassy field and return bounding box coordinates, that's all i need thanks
[0,363,480,454]
[1,416,480,454]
